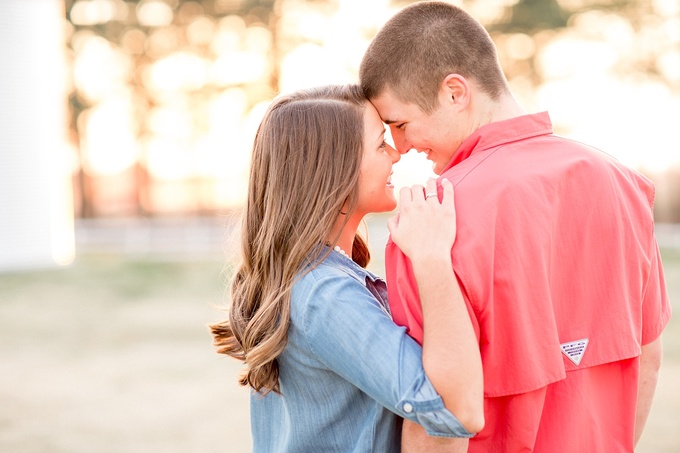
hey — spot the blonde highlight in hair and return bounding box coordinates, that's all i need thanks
[360,1,508,113]
[210,85,371,394]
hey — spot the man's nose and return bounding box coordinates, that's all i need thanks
[390,127,412,155]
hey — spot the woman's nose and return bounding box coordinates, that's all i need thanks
[387,143,400,163]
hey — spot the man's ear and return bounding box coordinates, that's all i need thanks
[441,74,470,108]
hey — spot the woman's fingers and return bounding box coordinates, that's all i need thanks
[411,184,425,202]
[440,178,454,208]
[424,178,438,202]
[399,185,414,204]
[386,212,400,236]
[389,177,458,260]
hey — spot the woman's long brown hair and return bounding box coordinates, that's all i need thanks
[210,85,371,395]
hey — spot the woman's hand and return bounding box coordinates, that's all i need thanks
[387,178,456,263]
[390,177,485,435]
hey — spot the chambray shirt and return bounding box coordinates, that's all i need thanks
[250,248,471,452]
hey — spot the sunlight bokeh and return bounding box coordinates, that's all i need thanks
[59,0,680,220]
[5,0,679,225]
[531,7,680,173]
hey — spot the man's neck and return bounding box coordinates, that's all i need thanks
[474,90,527,129]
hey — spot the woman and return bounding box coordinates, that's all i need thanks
[210,85,483,452]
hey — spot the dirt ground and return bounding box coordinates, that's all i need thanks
[0,219,678,452]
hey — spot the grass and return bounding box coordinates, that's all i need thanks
[0,253,246,453]
[0,243,677,452]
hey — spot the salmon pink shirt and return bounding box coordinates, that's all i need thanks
[386,112,671,452]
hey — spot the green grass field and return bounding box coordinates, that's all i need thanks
[0,245,677,452]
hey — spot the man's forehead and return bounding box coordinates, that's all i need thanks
[370,91,408,123]
[373,104,419,126]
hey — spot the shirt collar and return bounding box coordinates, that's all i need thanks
[443,112,554,172]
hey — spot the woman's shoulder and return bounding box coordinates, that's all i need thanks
[295,256,364,295]
[289,251,387,322]
[302,250,375,283]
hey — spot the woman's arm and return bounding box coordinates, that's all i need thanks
[300,269,473,438]
[388,178,484,434]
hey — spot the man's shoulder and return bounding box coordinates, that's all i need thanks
[442,133,641,189]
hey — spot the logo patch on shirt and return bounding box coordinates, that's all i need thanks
[560,338,589,365]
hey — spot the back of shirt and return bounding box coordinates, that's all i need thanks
[386,113,671,452]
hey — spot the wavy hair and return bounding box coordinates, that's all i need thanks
[210,85,371,394]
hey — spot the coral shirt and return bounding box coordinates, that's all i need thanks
[386,112,671,452]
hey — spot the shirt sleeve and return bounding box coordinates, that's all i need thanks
[299,272,473,438]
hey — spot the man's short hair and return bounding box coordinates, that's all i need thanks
[360,1,508,113]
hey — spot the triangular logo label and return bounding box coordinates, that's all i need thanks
[560,338,589,365]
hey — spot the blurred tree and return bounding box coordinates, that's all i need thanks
[493,0,570,32]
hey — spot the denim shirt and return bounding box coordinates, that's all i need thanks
[250,248,472,452]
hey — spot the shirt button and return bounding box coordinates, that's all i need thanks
[403,403,413,413]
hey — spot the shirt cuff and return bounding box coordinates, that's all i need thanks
[396,370,475,438]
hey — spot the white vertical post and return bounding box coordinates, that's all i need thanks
[0,0,75,271]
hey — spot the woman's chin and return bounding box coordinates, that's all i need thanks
[380,198,398,213]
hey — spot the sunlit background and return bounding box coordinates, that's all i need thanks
[63,0,680,215]
[1,0,679,451]
[59,0,680,213]
[2,0,680,269]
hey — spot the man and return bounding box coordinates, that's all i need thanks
[359,2,671,452]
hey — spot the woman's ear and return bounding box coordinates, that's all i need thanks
[441,74,470,108]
